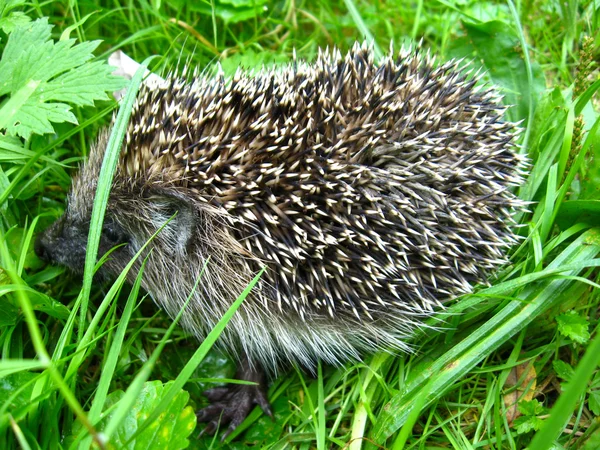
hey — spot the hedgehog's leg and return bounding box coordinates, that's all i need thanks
[196,354,273,439]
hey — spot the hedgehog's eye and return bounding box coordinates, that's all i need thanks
[102,221,126,247]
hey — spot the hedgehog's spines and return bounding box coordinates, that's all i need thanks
[83,42,530,371]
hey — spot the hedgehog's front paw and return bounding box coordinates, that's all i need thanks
[196,359,273,439]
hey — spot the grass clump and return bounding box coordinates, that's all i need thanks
[1,0,600,449]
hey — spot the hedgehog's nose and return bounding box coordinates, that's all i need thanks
[35,234,51,262]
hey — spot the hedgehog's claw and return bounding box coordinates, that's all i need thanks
[196,357,272,440]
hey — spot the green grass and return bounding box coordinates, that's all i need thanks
[1,0,600,448]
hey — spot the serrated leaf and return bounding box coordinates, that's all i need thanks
[0,18,51,79]
[553,360,575,382]
[514,399,546,434]
[556,311,590,344]
[100,381,196,450]
[0,11,31,34]
[0,18,126,139]
[588,390,600,416]
[518,399,545,416]
[43,61,121,104]
[514,415,544,434]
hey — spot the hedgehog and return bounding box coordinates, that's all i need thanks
[35,42,527,437]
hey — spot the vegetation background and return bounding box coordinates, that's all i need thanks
[0,0,599,448]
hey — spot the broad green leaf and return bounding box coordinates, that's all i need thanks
[447,19,546,124]
[0,371,37,411]
[0,284,70,319]
[99,381,196,450]
[514,399,546,434]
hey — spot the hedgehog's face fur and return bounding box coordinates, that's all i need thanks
[36,132,198,279]
[34,209,128,275]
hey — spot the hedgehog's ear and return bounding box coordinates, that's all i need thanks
[148,191,196,254]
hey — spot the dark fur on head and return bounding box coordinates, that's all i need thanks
[36,43,527,373]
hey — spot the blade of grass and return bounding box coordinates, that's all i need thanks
[317,361,326,450]
[507,0,535,151]
[372,228,600,441]
[575,78,600,115]
[78,56,155,341]
[0,228,101,445]
[342,0,383,59]
[0,360,47,378]
[9,416,31,450]
[349,354,388,450]
[77,259,149,449]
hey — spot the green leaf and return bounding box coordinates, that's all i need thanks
[556,200,600,230]
[447,19,546,124]
[0,284,70,320]
[518,399,545,416]
[514,399,546,434]
[99,381,196,450]
[0,18,126,139]
[0,11,31,34]
[514,415,544,434]
[588,390,600,416]
[0,258,68,320]
[183,0,268,23]
[556,311,590,344]
[0,371,37,411]
[553,360,575,382]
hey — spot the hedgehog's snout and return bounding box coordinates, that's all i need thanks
[34,233,51,262]
[35,216,89,272]
[35,218,64,263]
